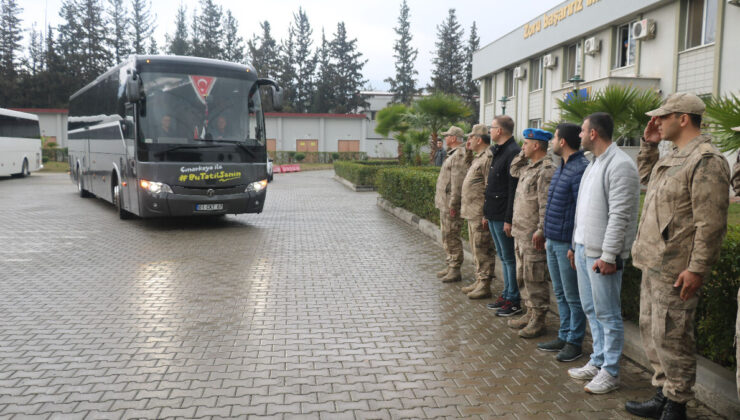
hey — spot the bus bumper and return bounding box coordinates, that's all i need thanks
[139,190,266,217]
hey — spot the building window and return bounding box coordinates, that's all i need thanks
[615,22,637,68]
[504,69,514,97]
[684,0,717,50]
[528,119,542,129]
[484,76,493,103]
[530,57,543,91]
[563,42,582,83]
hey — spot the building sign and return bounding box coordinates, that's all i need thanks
[524,0,603,39]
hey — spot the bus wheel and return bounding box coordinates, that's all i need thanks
[77,167,93,198]
[113,180,133,219]
[21,159,29,177]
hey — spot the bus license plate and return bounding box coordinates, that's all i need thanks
[196,203,223,211]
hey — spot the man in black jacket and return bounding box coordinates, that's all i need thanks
[483,115,522,316]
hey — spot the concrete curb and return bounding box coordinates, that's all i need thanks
[377,196,739,419]
[333,174,375,192]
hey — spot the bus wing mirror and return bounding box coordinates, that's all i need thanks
[125,73,142,103]
[270,85,283,111]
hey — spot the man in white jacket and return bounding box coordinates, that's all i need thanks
[566,112,641,394]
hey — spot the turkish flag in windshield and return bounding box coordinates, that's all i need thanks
[189,75,216,104]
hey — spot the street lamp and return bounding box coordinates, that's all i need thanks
[499,96,510,115]
[568,74,585,99]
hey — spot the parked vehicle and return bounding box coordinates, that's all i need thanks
[0,108,43,177]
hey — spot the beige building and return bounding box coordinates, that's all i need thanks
[473,0,740,130]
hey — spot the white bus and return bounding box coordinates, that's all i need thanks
[0,108,43,177]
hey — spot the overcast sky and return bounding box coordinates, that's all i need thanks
[20,0,564,89]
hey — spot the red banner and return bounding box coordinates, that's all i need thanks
[279,164,301,173]
[189,75,216,104]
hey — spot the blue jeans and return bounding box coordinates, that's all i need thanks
[575,244,624,377]
[546,239,586,346]
[488,220,519,302]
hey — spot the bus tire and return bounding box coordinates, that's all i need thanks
[113,179,133,219]
[77,167,94,198]
[21,159,29,176]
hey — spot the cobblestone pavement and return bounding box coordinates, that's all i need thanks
[0,171,721,419]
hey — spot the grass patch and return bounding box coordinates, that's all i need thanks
[40,161,70,172]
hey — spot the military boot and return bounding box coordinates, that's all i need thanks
[436,267,450,278]
[625,387,666,419]
[461,278,480,294]
[518,309,547,338]
[441,267,462,283]
[659,400,686,420]
[467,278,492,299]
[507,310,531,329]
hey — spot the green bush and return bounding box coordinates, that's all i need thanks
[295,153,306,162]
[331,152,340,161]
[377,166,739,369]
[333,161,398,187]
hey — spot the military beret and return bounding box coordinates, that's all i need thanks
[523,128,553,142]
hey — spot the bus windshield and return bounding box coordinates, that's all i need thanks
[137,71,264,161]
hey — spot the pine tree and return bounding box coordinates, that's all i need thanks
[289,8,316,113]
[25,23,45,75]
[166,4,189,55]
[129,0,155,54]
[247,21,278,78]
[193,0,223,59]
[222,10,244,63]
[189,6,201,56]
[463,21,480,122]
[44,26,68,107]
[148,38,158,54]
[385,0,418,105]
[430,8,465,94]
[0,0,23,105]
[78,0,112,81]
[311,29,335,113]
[107,0,130,63]
[277,31,296,112]
[329,22,367,114]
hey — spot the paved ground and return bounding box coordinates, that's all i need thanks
[0,171,721,419]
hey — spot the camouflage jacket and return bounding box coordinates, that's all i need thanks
[733,155,740,196]
[435,145,470,213]
[510,151,555,241]
[461,148,494,221]
[632,134,731,278]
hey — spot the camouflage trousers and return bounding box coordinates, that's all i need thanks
[467,220,496,281]
[736,288,740,399]
[640,267,699,403]
[514,238,549,310]
[440,211,464,269]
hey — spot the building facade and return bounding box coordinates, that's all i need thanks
[472,0,739,130]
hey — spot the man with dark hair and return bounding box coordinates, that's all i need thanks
[461,124,496,299]
[435,126,470,283]
[507,128,555,337]
[481,116,522,316]
[537,123,589,362]
[434,140,445,166]
[627,93,730,420]
[568,112,640,395]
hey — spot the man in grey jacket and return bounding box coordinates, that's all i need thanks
[566,112,640,395]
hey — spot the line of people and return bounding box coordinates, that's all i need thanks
[433,92,738,420]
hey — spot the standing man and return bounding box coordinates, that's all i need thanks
[626,94,730,420]
[460,124,496,299]
[734,127,740,403]
[567,112,640,395]
[483,116,522,316]
[434,126,470,283]
[537,123,589,362]
[507,128,555,338]
[434,139,445,166]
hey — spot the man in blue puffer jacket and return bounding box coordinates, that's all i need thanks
[536,123,590,363]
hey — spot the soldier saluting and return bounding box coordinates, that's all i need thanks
[626,93,731,420]
[434,126,471,283]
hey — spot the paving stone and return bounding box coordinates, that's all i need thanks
[0,172,724,419]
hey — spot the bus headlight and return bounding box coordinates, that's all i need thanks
[246,180,268,193]
[139,179,173,194]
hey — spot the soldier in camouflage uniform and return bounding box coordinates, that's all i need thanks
[626,94,730,420]
[460,124,496,299]
[731,127,740,401]
[434,126,470,283]
[507,128,555,338]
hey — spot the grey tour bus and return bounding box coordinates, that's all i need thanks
[68,55,282,219]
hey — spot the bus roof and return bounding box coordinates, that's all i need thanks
[0,108,40,121]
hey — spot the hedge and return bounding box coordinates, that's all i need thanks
[333,161,398,187]
[271,151,367,164]
[376,166,740,369]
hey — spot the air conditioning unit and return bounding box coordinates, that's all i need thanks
[543,54,557,69]
[584,37,601,55]
[632,19,657,40]
[513,66,527,80]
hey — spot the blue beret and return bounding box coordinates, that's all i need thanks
[523,128,553,142]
